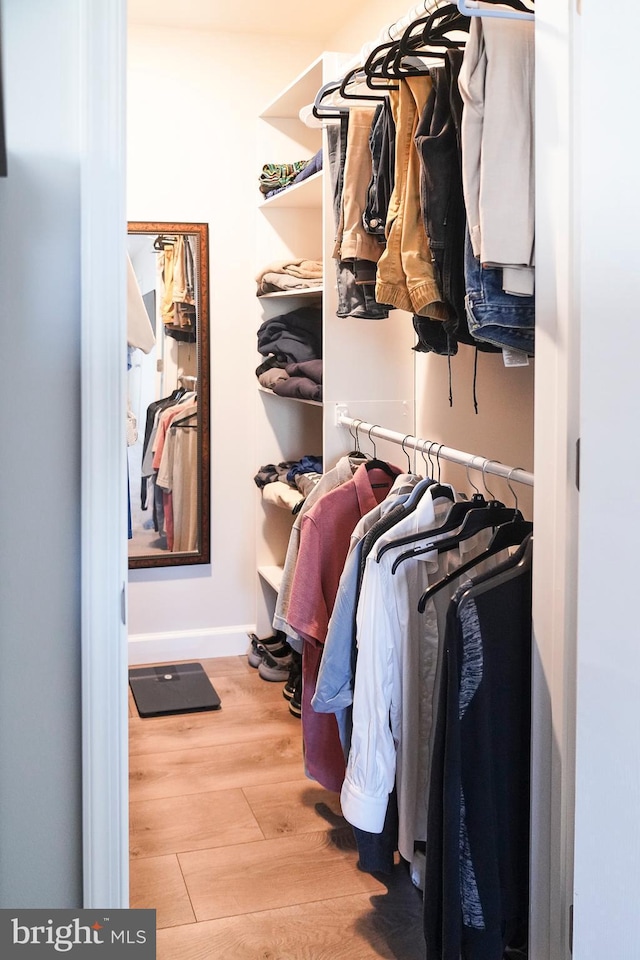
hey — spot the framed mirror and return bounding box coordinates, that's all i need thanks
[127,221,210,568]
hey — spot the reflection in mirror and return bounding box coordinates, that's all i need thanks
[127,222,210,568]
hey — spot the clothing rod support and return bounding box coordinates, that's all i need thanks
[338,414,534,487]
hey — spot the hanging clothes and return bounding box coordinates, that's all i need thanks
[286,461,402,793]
[272,455,361,647]
[335,105,386,270]
[157,235,197,343]
[326,118,390,320]
[374,76,448,321]
[157,409,199,553]
[363,99,396,239]
[424,541,532,960]
[339,486,503,884]
[459,15,535,297]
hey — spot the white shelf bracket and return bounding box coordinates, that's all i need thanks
[334,403,349,426]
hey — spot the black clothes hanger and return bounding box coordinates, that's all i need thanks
[164,386,185,402]
[365,459,399,480]
[396,4,469,61]
[364,5,467,83]
[422,442,456,503]
[391,500,521,575]
[392,458,523,575]
[416,464,534,604]
[346,420,369,462]
[365,42,426,83]
[153,234,177,251]
[417,515,533,610]
[171,410,198,429]
[363,42,404,84]
[385,493,491,572]
[361,5,440,84]
[363,426,400,479]
[339,65,396,102]
[375,442,490,566]
[455,532,533,607]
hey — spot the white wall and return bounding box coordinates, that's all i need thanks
[0,0,83,906]
[415,350,535,516]
[126,26,320,658]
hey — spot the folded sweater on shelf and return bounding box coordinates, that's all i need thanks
[253,455,322,491]
[257,273,323,296]
[285,359,322,384]
[259,160,309,195]
[272,375,322,402]
[263,147,323,199]
[258,367,289,390]
[256,307,322,363]
[256,256,323,302]
[261,480,305,513]
[257,359,323,402]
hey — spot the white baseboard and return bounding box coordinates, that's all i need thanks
[127,624,255,665]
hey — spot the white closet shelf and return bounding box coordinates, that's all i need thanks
[258,565,284,593]
[258,287,323,300]
[258,385,322,407]
[259,171,323,210]
[260,55,324,120]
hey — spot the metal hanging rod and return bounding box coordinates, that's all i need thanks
[337,413,534,487]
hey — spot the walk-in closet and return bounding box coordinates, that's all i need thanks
[3,2,640,960]
[125,3,539,956]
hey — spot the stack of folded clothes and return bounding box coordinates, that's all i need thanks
[253,455,323,513]
[256,258,323,296]
[256,306,321,364]
[256,357,323,402]
[282,359,323,401]
[262,148,323,199]
[259,160,309,196]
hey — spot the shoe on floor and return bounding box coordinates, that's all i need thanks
[283,650,302,701]
[288,670,302,718]
[247,631,288,668]
[257,642,292,682]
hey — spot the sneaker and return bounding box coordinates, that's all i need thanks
[247,631,288,668]
[288,670,302,718]
[257,643,293,682]
[283,650,302,702]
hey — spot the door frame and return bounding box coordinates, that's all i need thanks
[80,0,129,908]
[77,0,582,941]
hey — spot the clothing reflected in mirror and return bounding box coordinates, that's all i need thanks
[126,222,210,568]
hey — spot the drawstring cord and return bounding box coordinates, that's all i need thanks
[472,347,479,415]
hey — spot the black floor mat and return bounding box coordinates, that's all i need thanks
[129,662,221,718]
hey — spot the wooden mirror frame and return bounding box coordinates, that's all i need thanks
[127,221,210,568]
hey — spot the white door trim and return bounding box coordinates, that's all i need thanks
[532,2,580,955]
[80,0,129,908]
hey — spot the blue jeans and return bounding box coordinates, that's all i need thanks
[464,230,535,355]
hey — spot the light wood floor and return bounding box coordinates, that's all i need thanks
[129,655,426,959]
